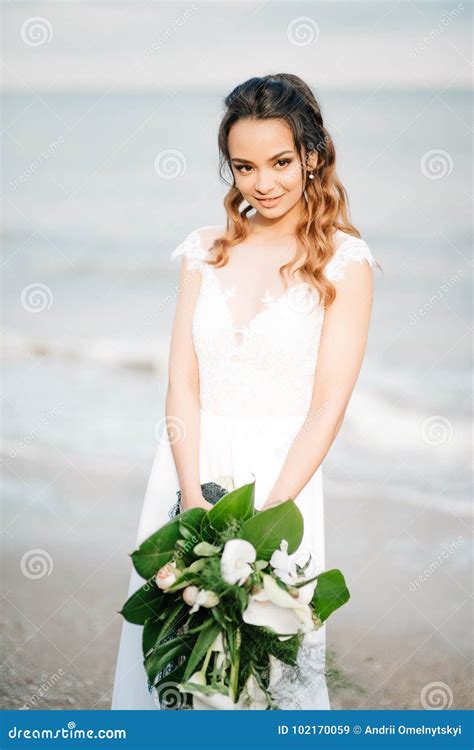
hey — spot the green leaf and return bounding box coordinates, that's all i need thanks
[225,623,237,664]
[142,617,163,655]
[211,606,229,629]
[193,541,221,556]
[119,578,164,625]
[312,568,350,622]
[164,571,200,593]
[238,500,303,558]
[145,632,195,685]
[153,601,188,648]
[183,620,222,682]
[131,508,205,579]
[179,508,206,539]
[207,481,255,530]
[187,558,207,573]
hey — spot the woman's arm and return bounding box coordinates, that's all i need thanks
[166,255,212,512]
[263,258,375,509]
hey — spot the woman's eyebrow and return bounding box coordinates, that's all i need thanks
[230,150,294,165]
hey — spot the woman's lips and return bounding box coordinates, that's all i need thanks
[256,194,284,206]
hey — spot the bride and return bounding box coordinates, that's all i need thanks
[112,73,378,710]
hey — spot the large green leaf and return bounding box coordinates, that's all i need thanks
[153,601,188,649]
[312,568,350,622]
[142,617,163,655]
[179,507,206,539]
[119,578,165,625]
[145,632,196,684]
[182,620,222,682]
[131,507,205,579]
[207,481,255,530]
[238,500,303,558]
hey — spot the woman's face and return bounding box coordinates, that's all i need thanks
[228,118,315,219]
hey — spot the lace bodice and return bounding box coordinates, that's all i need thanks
[171,225,376,418]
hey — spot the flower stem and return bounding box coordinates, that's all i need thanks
[229,627,241,702]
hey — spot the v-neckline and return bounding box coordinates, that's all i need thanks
[203,264,318,342]
[195,225,319,343]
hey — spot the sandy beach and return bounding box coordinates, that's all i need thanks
[1,446,471,711]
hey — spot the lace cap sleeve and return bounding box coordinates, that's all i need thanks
[170,228,210,272]
[325,234,377,282]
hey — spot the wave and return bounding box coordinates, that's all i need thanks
[2,330,170,373]
[326,477,471,518]
[344,389,470,458]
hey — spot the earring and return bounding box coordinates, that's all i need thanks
[308,171,315,180]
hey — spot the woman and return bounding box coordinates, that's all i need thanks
[112,73,379,710]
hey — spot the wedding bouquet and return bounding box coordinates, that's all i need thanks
[119,480,349,710]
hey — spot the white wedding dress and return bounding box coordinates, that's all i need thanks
[111,224,376,710]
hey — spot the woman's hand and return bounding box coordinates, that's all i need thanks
[260,496,288,512]
[180,494,213,512]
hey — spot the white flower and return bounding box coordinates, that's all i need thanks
[242,573,315,636]
[155,561,178,590]
[220,539,256,585]
[269,539,295,584]
[191,686,236,711]
[209,630,226,670]
[182,585,219,614]
[270,540,319,586]
[189,673,267,711]
[182,585,199,606]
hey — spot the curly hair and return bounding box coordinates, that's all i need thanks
[203,73,373,309]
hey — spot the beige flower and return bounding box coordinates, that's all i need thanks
[154,561,178,590]
[182,585,219,613]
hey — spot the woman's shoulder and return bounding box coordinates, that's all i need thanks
[325,228,377,282]
[170,224,225,268]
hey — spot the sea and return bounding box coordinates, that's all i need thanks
[2,88,471,517]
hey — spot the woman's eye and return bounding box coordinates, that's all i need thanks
[235,159,292,174]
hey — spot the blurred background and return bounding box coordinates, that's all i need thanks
[1,1,472,710]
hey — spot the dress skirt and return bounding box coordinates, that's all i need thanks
[111,407,330,710]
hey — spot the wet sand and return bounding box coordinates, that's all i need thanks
[1,448,471,710]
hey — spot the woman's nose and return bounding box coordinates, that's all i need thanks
[254,171,276,193]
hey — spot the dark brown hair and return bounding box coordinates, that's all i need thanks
[204,73,378,308]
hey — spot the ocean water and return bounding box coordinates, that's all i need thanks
[2,89,471,514]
